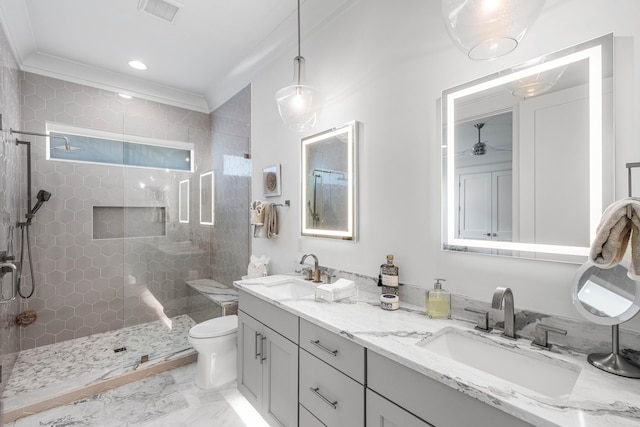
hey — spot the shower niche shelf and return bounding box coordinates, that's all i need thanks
[93,206,166,239]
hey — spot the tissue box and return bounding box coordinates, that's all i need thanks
[315,279,357,302]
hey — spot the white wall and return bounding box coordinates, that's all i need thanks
[251,0,640,323]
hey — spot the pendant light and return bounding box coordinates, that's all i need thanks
[441,0,546,60]
[275,0,320,132]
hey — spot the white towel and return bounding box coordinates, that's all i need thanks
[590,197,640,279]
[250,201,264,225]
[315,278,356,302]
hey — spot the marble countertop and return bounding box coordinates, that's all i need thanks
[234,275,640,427]
[186,279,238,307]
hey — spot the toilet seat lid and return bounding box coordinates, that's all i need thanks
[189,315,238,338]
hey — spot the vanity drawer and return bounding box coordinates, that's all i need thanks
[299,404,326,426]
[238,290,298,343]
[300,318,365,384]
[299,349,365,427]
[367,351,533,427]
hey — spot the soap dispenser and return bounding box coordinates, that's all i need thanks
[426,278,451,319]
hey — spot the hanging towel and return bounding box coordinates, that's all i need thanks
[589,197,640,279]
[263,202,279,239]
[252,201,278,238]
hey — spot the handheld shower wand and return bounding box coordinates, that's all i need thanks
[29,189,52,217]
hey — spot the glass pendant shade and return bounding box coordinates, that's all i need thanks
[510,62,568,98]
[441,0,546,60]
[276,56,319,132]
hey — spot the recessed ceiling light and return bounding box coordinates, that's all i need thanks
[118,93,133,99]
[128,60,148,70]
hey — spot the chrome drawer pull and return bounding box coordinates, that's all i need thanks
[310,387,337,409]
[310,339,338,356]
[255,332,261,360]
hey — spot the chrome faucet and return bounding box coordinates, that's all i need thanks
[491,287,517,340]
[300,254,321,283]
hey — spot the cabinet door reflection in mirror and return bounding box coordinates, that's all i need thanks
[200,171,214,225]
[301,121,358,240]
[442,34,614,263]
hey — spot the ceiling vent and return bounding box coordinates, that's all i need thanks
[138,0,182,24]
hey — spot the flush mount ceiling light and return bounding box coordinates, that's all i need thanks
[275,0,320,132]
[128,60,148,70]
[441,0,546,60]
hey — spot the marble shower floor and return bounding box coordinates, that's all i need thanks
[6,364,269,427]
[2,315,196,416]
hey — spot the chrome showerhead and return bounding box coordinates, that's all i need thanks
[50,135,82,151]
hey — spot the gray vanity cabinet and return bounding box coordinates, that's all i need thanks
[367,351,533,427]
[299,404,326,426]
[366,389,434,427]
[238,291,299,427]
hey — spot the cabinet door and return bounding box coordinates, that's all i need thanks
[262,326,299,427]
[458,171,492,240]
[237,310,263,411]
[366,389,433,427]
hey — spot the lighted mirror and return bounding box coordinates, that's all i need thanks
[301,121,358,240]
[178,179,189,223]
[200,171,214,225]
[442,34,614,263]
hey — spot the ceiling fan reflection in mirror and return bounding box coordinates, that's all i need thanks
[456,122,512,157]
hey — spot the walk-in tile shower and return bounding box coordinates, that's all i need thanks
[0,45,251,422]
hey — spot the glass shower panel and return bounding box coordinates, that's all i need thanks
[121,108,210,366]
[210,134,252,286]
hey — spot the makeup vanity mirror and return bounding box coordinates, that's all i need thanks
[571,260,640,378]
[200,171,214,225]
[179,179,189,223]
[301,120,358,240]
[441,34,614,262]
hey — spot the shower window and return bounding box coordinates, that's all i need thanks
[45,122,194,172]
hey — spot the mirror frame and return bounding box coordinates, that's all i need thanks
[199,171,214,226]
[442,34,612,258]
[571,260,640,326]
[301,120,358,240]
[178,179,189,223]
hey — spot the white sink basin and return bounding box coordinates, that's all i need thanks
[416,327,581,399]
[260,279,317,300]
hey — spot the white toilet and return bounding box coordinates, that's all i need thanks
[188,314,238,389]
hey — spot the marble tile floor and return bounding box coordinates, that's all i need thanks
[2,315,196,418]
[6,364,269,427]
